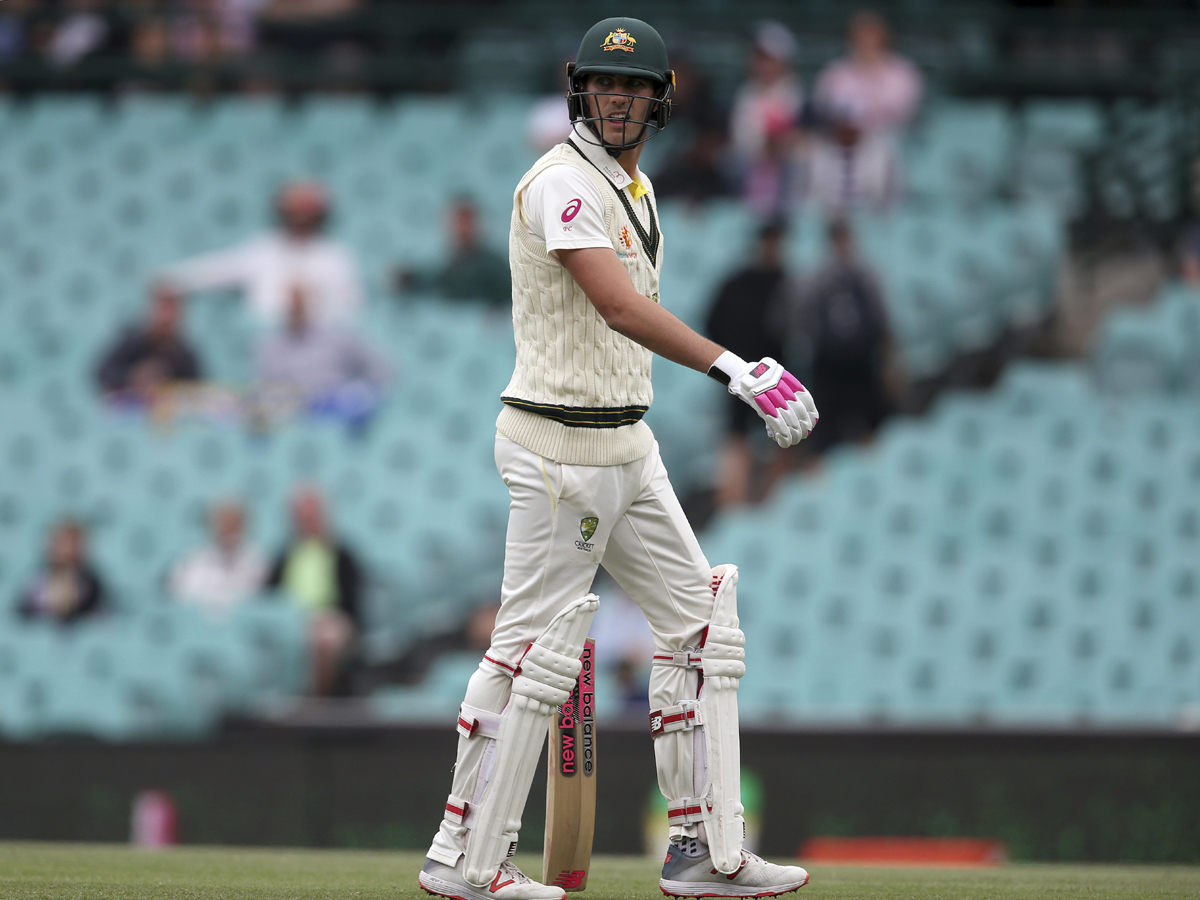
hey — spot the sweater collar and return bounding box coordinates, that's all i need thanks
[569,123,650,201]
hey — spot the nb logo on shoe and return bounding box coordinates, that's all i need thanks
[490,870,515,892]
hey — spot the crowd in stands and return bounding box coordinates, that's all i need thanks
[33,176,389,696]
[92,179,392,429]
[19,485,363,696]
[657,13,922,216]
[6,11,928,708]
[640,14,919,509]
[705,216,896,508]
[16,7,1175,723]
[0,0,363,69]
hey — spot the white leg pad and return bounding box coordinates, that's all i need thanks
[460,593,599,886]
[650,565,746,875]
[698,565,747,873]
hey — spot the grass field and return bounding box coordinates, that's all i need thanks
[2,843,1200,900]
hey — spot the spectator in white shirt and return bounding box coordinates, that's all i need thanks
[806,11,921,211]
[814,11,922,140]
[256,285,390,428]
[159,180,365,329]
[728,21,804,177]
[169,501,268,619]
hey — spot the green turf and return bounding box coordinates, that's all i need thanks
[1,844,1199,900]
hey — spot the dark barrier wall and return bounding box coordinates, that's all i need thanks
[1,726,1198,862]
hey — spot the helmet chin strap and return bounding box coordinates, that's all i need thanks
[583,118,649,158]
[576,99,654,156]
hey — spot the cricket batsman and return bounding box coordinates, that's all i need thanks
[419,17,817,900]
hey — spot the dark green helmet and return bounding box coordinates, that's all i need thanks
[572,17,671,84]
[567,17,674,153]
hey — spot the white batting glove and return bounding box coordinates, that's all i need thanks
[710,352,818,449]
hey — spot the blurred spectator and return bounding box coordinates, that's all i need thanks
[742,110,804,220]
[0,0,35,62]
[528,93,573,154]
[1179,222,1200,288]
[255,285,390,427]
[654,126,736,205]
[393,198,510,308]
[266,486,362,696]
[814,12,922,138]
[613,658,650,716]
[704,220,790,508]
[169,501,268,619]
[258,0,360,23]
[130,16,171,69]
[728,21,803,176]
[95,284,203,405]
[807,11,922,211]
[255,0,364,64]
[666,53,722,134]
[17,520,108,625]
[160,180,365,329]
[527,51,577,153]
[47,0,112,68]
[782,219,895,453]
[209,0,271,57]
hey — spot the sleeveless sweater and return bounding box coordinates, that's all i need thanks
[496,138,664,466]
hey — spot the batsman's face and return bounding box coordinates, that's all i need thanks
[584,74,656,143]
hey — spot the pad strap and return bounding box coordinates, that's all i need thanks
[457,704,503,740]
[445,794,471,825]
[649,700,703,737]
[667,798,707,826]
[482,653,521,677]
[652,650,703,668]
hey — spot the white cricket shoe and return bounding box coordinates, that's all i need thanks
[420,858,566,900]
[659,841,809,898]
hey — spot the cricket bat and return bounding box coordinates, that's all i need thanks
[543,638,596,892]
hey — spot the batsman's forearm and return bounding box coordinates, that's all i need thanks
[604,294,724,373]
[557,246,724,373]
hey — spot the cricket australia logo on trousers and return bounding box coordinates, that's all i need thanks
[576,517,598,552]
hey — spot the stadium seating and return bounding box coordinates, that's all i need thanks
[1092,282,1200,393]
[702,358,1200,727]
[0,93,1106,738]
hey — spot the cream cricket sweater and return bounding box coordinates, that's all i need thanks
[496,135,664,467]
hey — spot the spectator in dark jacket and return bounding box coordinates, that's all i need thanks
[654,126,736,205]
[266,485,362,695]
[782,218,896,453]
[393,198,511,307]
[96,284,202,404]
[704,219,790,508]
[17,519,107,625]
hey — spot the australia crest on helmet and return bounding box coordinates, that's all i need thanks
[602,28,637,52]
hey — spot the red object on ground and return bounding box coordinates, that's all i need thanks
[798,837,1008,867]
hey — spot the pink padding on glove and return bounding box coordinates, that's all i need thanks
[755,394,779,417]
[781,371,804,393]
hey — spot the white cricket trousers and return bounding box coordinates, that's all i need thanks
[428,434,716,863]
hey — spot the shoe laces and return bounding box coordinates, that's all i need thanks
[498,861,533,885]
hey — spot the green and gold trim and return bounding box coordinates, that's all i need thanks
[501,396,648,428]
[566,138,660,267]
